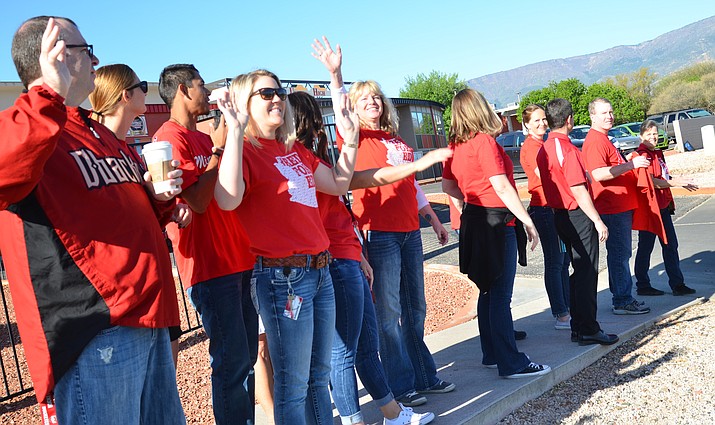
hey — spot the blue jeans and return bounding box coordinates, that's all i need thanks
[600,210,636,307]
[187,271,259,425]
[54,326,185,425]
[366,229,438,398]
[476,227,531,376]
[330,259,393,424]
[253,259,335,425]
[634,208,684,289]
[529,206,570,317]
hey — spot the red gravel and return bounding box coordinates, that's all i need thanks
[0,269,475,423]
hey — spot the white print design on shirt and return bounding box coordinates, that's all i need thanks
[274,152,318,208]
[379,138,414,166]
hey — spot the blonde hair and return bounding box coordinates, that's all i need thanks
[230,69,296,149]
[89,64,137,124]
[348,80,399,135]
[449,88,503,144]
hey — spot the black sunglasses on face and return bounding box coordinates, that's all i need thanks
[65,43,93,58]
[126,81,148,94]
[251,87,287,101]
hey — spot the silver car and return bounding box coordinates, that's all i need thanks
[607,127,640,154]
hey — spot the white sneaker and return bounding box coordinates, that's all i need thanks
[384,404,435,425]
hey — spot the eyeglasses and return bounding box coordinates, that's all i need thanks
[126,81,148,94]
[65,43,94,58]
[251,87,287,101]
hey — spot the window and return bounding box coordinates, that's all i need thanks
[411,106,443,149]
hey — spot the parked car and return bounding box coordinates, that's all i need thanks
[646,108,712,141]
[495,130,527,173]
[568,125,590,148]
[607,127,640,154]
[613,122,668,149]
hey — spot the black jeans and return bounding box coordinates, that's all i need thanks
[554,208,601,336]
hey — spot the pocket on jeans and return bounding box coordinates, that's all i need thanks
[270,267,306,285]
[250,276,259,314]
[96,325,120,336]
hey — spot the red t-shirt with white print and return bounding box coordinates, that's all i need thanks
[337,128,419,232]
[153,121,254,288]
[236,139,330,258]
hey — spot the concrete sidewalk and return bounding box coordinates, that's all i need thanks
[256,194,715,424]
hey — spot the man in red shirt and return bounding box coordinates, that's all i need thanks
[536,98,618,346]
[154,65,257,425]
[582,98,651,315]
[0,16,185,424]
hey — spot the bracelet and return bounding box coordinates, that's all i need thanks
[343,142,359,149]
[211,147,224,158]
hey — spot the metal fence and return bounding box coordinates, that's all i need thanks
[0,238,203,402]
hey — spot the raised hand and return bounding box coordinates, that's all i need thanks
[40,18,70,98]
[311,36,342,75]
[334,90,359,145]
[211,87,248,130]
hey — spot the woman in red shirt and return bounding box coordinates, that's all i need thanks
[633,120,697,296]
[442,88,549,379]
[519,104,571,330]
[212,48,360,422]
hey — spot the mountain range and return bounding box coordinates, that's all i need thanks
[468,15,715,108]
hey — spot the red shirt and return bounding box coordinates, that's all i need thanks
[537,131,590,210]
[236,139,330,258]
[153,121,254,288]
[337,129,419,232]
[0,85,179,401]
[520,135,547,207]
[582,129,638,214]
[317,190,362,262]
[636,144,674,209]
[443,133,515,208]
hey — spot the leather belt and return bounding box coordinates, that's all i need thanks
[260,251,332,269]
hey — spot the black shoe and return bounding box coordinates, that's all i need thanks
[514,330,527,341]
[672,284,696,296]
[637,286,665,296]
[395,391,427,407]
[571,331,579,342]
[578,330,619,346]
[504,362,551,379]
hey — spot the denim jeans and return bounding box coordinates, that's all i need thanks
[476,227,531,376]
[253,258,335,425]
[529,206,570,317]
[188,271,259,425]
[600,210,636,307]
[54,326,185,425]
[634,208,684,289]
[366,229,438,398]
[330,258,393,424]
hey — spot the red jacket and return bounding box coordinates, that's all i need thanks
[0,85,179,402]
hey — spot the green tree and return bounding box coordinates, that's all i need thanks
[605,67,656,118]
[584,83,643,124]
[400,71,467,134]
[649,61,715,113]
[517,79,587,124]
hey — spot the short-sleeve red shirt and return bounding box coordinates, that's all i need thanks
[236,139,330,258]
[536,132,590,210]
[443,133,515,208]
[337,129,419,232]
[582,129,638,214]
[520,135,547,207]
[153,121,254,288]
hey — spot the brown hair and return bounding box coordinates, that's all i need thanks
[521,104,545,125]
[348,80,399,135]
[288,91,329,163]
[230,69,296,148]
[88,64,137,124]
[449,88,503,144]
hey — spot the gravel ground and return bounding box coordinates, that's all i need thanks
[500,298,715,424]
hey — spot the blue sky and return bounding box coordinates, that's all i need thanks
[1,1,712,98]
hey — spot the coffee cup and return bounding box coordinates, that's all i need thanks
[142,141,178,193]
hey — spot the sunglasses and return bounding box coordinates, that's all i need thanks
[65,43,93,58]
[251,87,287,101]
[126,81,148,94]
